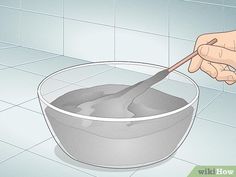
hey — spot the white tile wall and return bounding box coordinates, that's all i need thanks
[0,0,21,8]
[20,11,63,54]
[0,7,20,44]
[64,19,114,61]
[21,0,63,16]
[116,0,168,35]
[170,0,224,41]
[115,28,168,66]
[64,0,114,25]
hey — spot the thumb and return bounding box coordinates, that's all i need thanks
[198,44,236,69]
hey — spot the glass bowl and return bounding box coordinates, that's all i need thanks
[37,61,199,168]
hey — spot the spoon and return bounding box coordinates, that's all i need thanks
[77,38,217,121]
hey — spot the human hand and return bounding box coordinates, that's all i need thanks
[188,31,236,85]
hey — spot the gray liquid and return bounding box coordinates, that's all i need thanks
[52,83,187,118]
[45,84,194,167]
[76,69,169,118]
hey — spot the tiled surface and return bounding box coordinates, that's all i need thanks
[175,118,236,165]
[0,101,14,112]
[17,55,88,76]
[0,42,16,49]
[169,0,224,41]
[18,98,41,114]
[0,68,45,104]
[116,0,168,35]
[0,141,23,163]
[0,0,21,8]
[0,7,20,44]
[199,92,236,127]
[21,0,63,16]
[64,19,114,61]
[132,158,194,177]
[20,12,63,54]
[224,5,236,32]
[115,28,168,67]
[29,139,136,177]
[64,0,114,26]
[0,107,51,149]
[0,47,57,67]
[0,151,95,177]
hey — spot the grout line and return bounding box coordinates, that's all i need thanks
[0,139,25,151]
[129,168,140,177]
[26,151,96,177]
[183,0,225,7]
[0,151,26,165]
[3,55,62,68]
[0,137,53,165]
[197,91,223,115]
[173,157,199,166]
[185,0,236,9]
[62,0,65,56]
[0,46,19,50]
[197,116,236,129]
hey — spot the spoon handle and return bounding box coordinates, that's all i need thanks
[168,38,218,72]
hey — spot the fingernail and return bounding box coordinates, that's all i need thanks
[199,45,209,56]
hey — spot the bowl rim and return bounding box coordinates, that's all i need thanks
[37,61,199,122]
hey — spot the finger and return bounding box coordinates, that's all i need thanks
[188,55,203,73]
[215,70,236,81]
[225,80,236,85]
[200,60,218,78]
[198,45,236,68]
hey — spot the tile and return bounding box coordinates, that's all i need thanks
[0,101,14,112]
[64,19,114,61]
[224,0,236,7]
[52,63,113,84]
[17,56,88,76]
[0,68,66,104]
[0,42,16,49]
[199,92,236,127]
[116,0,168,35]
[22,0,63,16]
[224,6,236,32]
[0,47,57,67]
[132,158,194,177]
[197,87,221,112]
[0,7,20,44]
[77,67,152,87]
[19,98,41,114]
[0,141,23,163]
[20,11,63,54]
[169,38,224,90]
[186,0,224,4]
[170,0,224,41]
[115,28,168,67]
[224,82,236,94]
[0,0,21,8]
[64,0,114,25]
[30,139,136,177]
[0,107,51,149]
[175,118,236,165]
[0,151,94,177]
[0,64,8,70]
